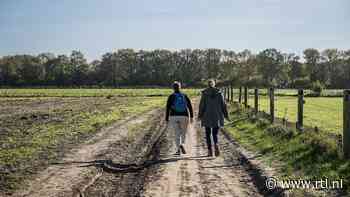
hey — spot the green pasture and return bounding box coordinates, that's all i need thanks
[245,95,343,134]
[0,88,200,97]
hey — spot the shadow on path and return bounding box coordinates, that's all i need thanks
[51,155,211,173]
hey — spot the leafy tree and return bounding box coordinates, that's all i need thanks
[303,48,321,82]
[0,56,20,86]
[0,48,349,88]
[70,51,89,86]
[257,48,284,87]
[288,55,306,86]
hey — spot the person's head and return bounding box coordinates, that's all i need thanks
[208,79,216,88]
[172,81,181,92]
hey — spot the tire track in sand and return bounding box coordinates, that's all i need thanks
[142,107,263,197]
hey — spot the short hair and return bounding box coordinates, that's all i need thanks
[172,81,181,89]
[208,79,216,85]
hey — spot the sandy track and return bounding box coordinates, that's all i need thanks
[9,103,266,197]
[142,111,263,197]
[10,109,160,197]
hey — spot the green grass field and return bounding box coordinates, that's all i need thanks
[242,94,343,134]
[0,88,200,97]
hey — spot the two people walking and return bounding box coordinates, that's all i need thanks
[165,80,229,157]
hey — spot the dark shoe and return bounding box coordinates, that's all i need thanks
[214,144,220,157]
[180,145,186,154]
[174,150,181,156]
[208,148,213,157]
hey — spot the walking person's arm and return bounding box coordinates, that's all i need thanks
[185,95,194,122]
[220,92,230,121]
[165,95,173,122]
[198,93,205,120]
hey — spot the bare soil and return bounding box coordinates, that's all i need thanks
[142,111,263,197]
[5,101,273,197]
[9,108,164,197]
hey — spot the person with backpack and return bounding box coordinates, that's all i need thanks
[198,79,229,157]
[165,81,194,155]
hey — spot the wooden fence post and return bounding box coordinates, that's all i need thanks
[343,90,350,158]
[227,86,230,102]
[269,87,274,123]
[297,89,304,131]
[254,88,259,114]
[230,84,234,103]
[244,87,248,108]
[239,86,242,103]
[226,86,230,101]
[223,87,225,100]
[224,86,227,101]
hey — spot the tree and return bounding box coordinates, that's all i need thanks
[205,49,222,79]
[70,50,89,86]
[321,49,343,88]
[236,49,258,86]
[50,55,72,86]
[0,48,348,88]
[288,55,305,86]
[14,55,44,85]
[303,48,321,82]
[257,48,284,87]
[0,56,20,86]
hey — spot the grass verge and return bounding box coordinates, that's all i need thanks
[225,104,350,195]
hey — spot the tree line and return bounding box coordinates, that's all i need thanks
[0,48,349,88]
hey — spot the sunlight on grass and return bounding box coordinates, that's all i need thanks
[247,96,343,134]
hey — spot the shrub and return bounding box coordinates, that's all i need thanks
[294,78,311,89]
[265,125,294,139]
[310,80,325,96]
[257,118,270,129]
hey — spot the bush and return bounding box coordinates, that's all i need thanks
[265,125,295,139]
[310,80,325,96]
[257,118,270,129]
[293,78,311,89]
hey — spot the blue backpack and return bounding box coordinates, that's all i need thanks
[172,93,187,113]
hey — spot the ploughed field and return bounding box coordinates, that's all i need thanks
[0,88,197,194]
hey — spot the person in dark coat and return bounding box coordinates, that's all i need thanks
[198,79,229,157]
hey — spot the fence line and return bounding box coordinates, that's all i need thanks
[220,85,350,158]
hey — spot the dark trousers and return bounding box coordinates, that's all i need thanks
[205,127,219,149]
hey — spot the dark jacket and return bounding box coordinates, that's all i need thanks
[198,87,229,127]
[165,92,193,121]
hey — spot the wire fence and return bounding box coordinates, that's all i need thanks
[220,86,344,135]
[220,86,350,158]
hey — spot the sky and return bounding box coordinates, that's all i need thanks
[0,0,349,61]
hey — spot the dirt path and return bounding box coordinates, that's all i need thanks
[10,109,163,197]
[9,103,267,197]
[142,111,263,197]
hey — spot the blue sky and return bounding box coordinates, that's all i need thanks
[0,0,349,61]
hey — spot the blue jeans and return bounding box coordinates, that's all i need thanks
[205,127,219,149]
